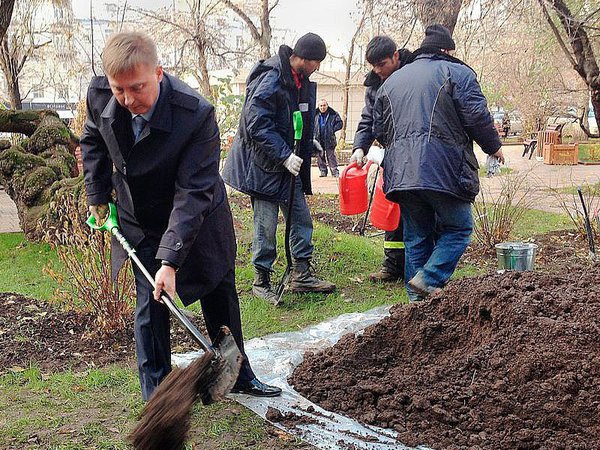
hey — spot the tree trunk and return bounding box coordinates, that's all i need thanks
[0,0,15,43]
[340,3,369,143]
[412,0,462,33]
[0,109,82,242]
[0,35,21,109]
[259,0,272,59]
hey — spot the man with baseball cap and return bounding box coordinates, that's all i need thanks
[223,33,336,305]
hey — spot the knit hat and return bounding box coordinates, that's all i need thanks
[293,33,327,61]
[420,24,455,50]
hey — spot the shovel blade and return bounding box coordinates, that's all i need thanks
[201,326,243,404]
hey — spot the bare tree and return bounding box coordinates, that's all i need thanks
[338,1,372,142]
[222,0,278,59]
[538,0,600,137]
[136,1,227,101]
[0,0,59,109]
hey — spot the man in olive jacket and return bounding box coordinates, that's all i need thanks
[81,31,280,400]
[223,33,335,305]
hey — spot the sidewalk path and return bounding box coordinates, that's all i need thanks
[0,189,19,233]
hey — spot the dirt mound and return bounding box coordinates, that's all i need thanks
[290,266,600,449]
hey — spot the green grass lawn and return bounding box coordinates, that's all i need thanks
[0,232,62,300]
[579,143,600,162]
[0,196,577,448]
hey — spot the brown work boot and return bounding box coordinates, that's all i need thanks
[408,271,442,298]
[252,269,280,305]
[368,267,402,283]
[289,259,336,293]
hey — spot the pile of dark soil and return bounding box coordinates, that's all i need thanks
[291,265,600,449]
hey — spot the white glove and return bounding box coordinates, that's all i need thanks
[349,148,365,167]
[366,146,385,166]
[283,153,303,176]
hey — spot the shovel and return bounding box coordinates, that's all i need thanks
[577,187,596,261]
[86,203,242,403]
[274,111,303,305]
[353,164,379,236]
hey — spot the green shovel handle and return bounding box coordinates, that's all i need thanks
[293,110,303,142]
[86,202,119,233]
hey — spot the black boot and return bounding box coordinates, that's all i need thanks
[369,247,405,283]
[252,268,280,305]
[289,259,336,293]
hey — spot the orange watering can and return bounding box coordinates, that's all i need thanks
[370,169,400,231]
[339,161,372,215]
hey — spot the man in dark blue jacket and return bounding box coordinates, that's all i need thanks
[314,99,343,177]
[373,24,504,301]
[223,33,335,305]
[351,36,412,283]
[81,32,280,400]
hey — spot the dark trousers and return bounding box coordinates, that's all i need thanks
[382,222,405,275]
[132,240,255,401]
[317,147,339,176]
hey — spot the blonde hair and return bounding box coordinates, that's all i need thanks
[101,31,158,77]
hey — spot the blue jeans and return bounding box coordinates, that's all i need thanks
[251,178,314,271]
[397,190,473,300]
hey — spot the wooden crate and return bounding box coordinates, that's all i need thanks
[544,143,579,165]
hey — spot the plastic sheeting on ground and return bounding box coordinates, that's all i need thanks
[173,306,431,450]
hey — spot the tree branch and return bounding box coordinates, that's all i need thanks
[538,0,577,69]
[222,0,261,41]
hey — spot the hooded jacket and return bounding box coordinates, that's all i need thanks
[353,48,413,152]
[373,52,502,202]
[222,45,317,202]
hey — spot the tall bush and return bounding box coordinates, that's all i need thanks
[45,192,134,336]
[473,172,534,249]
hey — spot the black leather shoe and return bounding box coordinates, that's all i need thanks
[231,378,282,397]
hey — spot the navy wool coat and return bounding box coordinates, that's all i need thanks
[80,73,236,305]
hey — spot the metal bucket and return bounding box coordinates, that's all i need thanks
[495,242,538,271]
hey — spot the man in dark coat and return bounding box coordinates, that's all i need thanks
[373,24,504,301]
[350,36,413,284]
[314,99,343,177]
[222,33,335,305]
[80,31,280,400]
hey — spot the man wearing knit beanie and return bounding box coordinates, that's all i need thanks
[420,24,456,52]
[223,33,336,306]
[371,24,504,303]
[293,32,327,62]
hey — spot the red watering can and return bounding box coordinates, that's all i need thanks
[339,161,372,216]
[370,169,400,231]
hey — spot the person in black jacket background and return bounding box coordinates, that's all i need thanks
[314,99,343,177]
[373,24,504,301]
[350,36,412,284]
[222,33,336,305]
[81,31,280,400]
